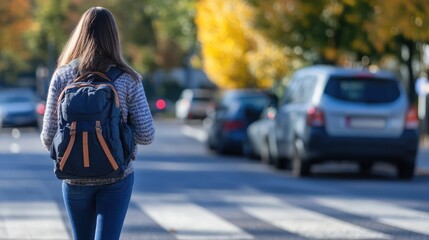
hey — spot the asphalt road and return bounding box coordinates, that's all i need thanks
[0,118,428,240]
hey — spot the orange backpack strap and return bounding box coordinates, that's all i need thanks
[95,121,119,170]
[59,121,77,171]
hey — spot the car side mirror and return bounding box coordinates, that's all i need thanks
[268,94,279,109]
[266,106,277,119]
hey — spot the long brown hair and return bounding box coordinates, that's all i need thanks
[57,6,139,80]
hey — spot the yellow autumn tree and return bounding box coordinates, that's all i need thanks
[369,0,429,52]
[0,0,32,81]
[0,0,31,55]
[196,0,288,89]
[246,34,289,88]
[196,0,253,89]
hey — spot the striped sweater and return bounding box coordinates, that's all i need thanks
[40,64,155,185]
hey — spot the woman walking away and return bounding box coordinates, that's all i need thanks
[40,6,155,240]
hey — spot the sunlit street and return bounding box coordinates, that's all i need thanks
[0,118,428,239]
[1,1,429,239]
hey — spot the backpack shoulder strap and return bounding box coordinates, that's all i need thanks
[105,66,124,82]
[67,59,124,82]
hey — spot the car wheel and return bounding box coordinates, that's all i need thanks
[260,138,271,164]
[397,162,415,180]
[242,139,256,159]
[358,162,373,176]
[267,137,287,169]
[292,140,311,177]
[215,141,228,155]
[273,156,287,169]
[206,138,215,151]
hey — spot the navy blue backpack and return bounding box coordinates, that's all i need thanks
[50,65,135,179]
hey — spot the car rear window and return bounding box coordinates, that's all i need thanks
[324,77,400,103]
[193,97,212,102]
[0,96,32,103]
[236,96,269,109]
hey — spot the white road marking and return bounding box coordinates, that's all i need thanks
[133,194,253,240]
[317,197,429,236]
[9,143,20,153]
[181,125,207,142]
[224,195,390,240]
[0,201,69,239]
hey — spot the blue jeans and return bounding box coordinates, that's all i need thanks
[62,173,134,240]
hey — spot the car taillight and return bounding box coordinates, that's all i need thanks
[223,120,246,131]
[306,107,324,127]
[156,99,167,110]
[405,107,418,129]
[36,103,45,115]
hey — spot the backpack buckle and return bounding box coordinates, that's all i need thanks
[69,122,77,135]
[96,121,102,133]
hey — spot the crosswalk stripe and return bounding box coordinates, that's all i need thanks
[132,194,253,240]
[181,125,207,142]
[0,201,69,239]
[223,195,390,240]
[316,197,429,236]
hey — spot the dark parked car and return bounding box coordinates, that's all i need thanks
[0,88,39,128]
[268,65,419,179]
[204,89,271,154]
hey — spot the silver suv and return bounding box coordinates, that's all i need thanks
[268,65,419,179]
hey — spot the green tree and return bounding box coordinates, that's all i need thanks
[97,0,197,72]
[248,0,376,65]
[106,0,158,73]
[29,0,196,74]
[369,0,429,100]
[249,0,429,99]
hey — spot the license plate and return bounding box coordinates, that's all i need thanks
[347,117,386,129]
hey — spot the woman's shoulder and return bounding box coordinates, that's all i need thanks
[51,64,79,87]
[56,62,76,73]
[115,70,142,86]
[54,63,141,87]
[54,64,78,80]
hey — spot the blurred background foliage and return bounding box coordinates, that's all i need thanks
[0,0,32,82]
[1,0,429,95]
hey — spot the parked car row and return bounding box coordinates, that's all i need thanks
[0,88,40,129]
[204,65,419,179]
